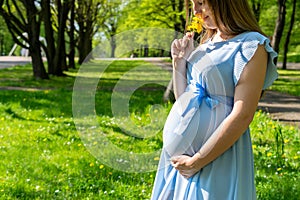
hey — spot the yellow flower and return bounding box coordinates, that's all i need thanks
[154,157,160,161]
[89,162,94,167]
[99,165,104,169]
[277,168,282,171]
[252,145,257,149]
[267,152,272,157]
[284,139,289,144]
[187,15,204,34]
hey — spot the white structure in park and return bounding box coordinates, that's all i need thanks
[9,32,46,57]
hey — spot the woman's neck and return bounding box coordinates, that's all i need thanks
[211,30,235,42]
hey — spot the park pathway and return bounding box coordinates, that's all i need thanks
[0,56,32,69]
[258,90,300,128]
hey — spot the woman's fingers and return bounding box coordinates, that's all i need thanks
[179,35,192,50]
[171,33,195,59]
[170,155,198,178]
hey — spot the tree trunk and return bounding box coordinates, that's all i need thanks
[30,45,48,80]
[271,0,287,65]
[53,0,69,75]
[41,0,56,74]
[282,0,296,69]
[68,0,76,69]
[26,0,49,79]
[78,21,93,64]
[163,78,175,102]
[109,22,117,58]
[75,0,103,64]
[110,36,116,58]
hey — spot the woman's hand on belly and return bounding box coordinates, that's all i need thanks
[171,154,202,179]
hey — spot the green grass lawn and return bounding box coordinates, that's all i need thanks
[0,61,299,199]
[278,52,300,63]
[270,69,300,96]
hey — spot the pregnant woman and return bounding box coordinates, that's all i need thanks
[151,0,278,199]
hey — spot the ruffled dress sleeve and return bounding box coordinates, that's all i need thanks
[233,32,278,89]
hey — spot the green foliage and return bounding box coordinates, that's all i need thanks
[259,3,277,36]
[0,61,299,199]
[256,0,300,61]
[111,0,186,57]
[0,16,13,56]
[119,0,184,31]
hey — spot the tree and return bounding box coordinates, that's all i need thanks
[41,0,56,74]
[102,1,122,58]
[282,0,297,69]
[52,0,70,75]
[42,0,77,74]
[76,0,104,64]
[67,0,76,69]
[0,0,49,79]
[271,0,287,65]
[121,0,186,34]
[26,0,49,79]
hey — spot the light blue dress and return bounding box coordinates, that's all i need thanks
[151,32,278,200]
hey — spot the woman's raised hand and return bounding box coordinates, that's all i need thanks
[171,32,195,64]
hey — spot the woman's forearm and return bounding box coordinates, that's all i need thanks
[192,106,254,169]
[172,59,187,99]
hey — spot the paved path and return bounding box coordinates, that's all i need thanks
[258,90,300,128]
[0,56,32,69]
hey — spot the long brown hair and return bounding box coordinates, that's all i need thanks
[187,0,265,43]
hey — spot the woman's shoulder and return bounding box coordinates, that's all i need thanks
[237,31,271,43]
[231,31,278,89]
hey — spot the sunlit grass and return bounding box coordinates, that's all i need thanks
[278,52,300,63]
[270,69,300,96]
[251,110,300,200]
[0,60,299,199]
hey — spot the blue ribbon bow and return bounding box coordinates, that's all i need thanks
[181,82,219,117]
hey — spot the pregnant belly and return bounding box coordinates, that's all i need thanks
[162,92,216,157]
